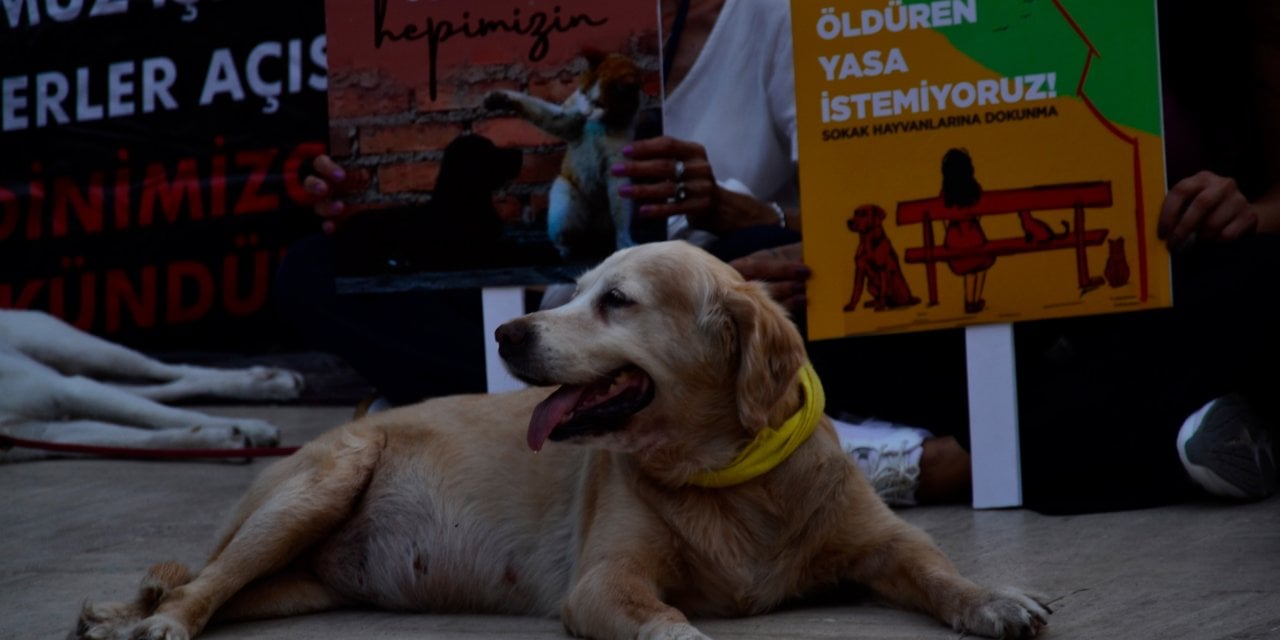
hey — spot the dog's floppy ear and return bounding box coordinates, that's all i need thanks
[722,282,807,432]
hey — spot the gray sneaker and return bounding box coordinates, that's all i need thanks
[1176,394,1277,500]
[833,417,929,507]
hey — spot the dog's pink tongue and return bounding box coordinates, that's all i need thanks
[528,384,588,451]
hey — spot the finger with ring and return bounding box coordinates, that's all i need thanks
[674,181,688,202]
[673,160,686,181]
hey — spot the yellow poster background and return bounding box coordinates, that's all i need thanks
[793,4,1171,340]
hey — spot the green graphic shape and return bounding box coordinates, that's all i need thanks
[907,0,1161,135]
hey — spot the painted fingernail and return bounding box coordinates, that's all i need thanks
[333,168,346,182]
[618,184,634,196]
[639,205,656,216]
[610,163,626,176]
[329,201,345,214]
[622,144,634,157]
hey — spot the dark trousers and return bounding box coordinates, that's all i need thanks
[274,234,487,405]
[813,235,1280,514]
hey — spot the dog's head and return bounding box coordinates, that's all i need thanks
[495,241,807,475]
[435,134,523,200]
[564,51,644,130]
[847,204,886,234]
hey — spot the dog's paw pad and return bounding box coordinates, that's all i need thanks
[957,587,1051,639]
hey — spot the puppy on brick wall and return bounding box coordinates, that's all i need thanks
[334,133,524,275]
[486,51,645,261]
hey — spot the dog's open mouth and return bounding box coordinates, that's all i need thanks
[527,366,655,451]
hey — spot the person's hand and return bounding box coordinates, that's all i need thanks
[611,136,787,235]
[1158,170,1259,250]
[303,154,356,235]
[728,243,811,313]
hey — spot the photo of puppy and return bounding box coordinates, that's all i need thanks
[844,204,921,312]
[486,51,645,260]
[71,242,1049,640]
[334,133,526,275]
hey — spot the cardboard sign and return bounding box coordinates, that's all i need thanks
[323,0,663,281]
[791,0,1170,340]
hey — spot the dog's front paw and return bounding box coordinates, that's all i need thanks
[128,614,190,640]
[637,621,713,640]
[954,587,1051,639]
[246,366,305,400]
[230,419,281,448]
[69,601,138,640]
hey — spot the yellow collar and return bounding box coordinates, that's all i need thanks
[687,362,826,488]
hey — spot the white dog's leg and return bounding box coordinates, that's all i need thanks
[1,420,250,461]
[0,310,303,402]
[105,365,304,403]
[4,367,280,445]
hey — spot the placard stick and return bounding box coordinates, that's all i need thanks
[482,287,527,393]
[965,323,1023,509]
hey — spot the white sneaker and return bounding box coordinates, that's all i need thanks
[1176,394,1277,500]
[832,416,932,507]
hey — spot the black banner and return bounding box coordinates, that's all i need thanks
[0,0,328,350]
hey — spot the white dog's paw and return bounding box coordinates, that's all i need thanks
[955,587,1051,639]
[183,419,280,449]
[231,366,303,399]
[127,615,189,640]
[244,366,305,400]
[225,419,281,447]
[637,621,713,640]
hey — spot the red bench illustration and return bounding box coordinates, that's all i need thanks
[896,181,1114,309]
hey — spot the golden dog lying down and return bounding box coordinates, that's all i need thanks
[72,241,1048,639]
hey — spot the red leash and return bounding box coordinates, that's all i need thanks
[0,434,299,459]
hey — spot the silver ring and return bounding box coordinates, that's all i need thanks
[674,181,688,202]
[673,160,685,181]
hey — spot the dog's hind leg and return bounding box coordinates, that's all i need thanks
[122,426,383,639]
[11,372,281,445]
[1,420,251,461]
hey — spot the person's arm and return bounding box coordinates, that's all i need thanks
[1252,3,1280,234]
[1159,5,1280,247]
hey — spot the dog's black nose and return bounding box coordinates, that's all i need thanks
[496,321,534,362]
[495,320,534,362]
[495,320,528,347]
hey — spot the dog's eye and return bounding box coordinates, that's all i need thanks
[600,288,633,309]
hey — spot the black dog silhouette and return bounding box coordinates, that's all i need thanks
[335,134,526,275]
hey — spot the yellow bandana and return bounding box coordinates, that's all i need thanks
[686,362,826,488]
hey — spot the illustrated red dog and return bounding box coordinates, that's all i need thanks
[844,204,921,312]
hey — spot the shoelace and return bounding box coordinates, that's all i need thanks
[852,442,921,503]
